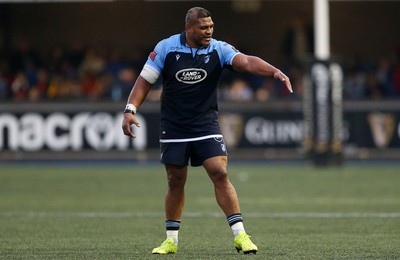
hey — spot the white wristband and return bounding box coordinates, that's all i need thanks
[124,103,137,114]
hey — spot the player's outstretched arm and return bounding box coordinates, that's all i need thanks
[122,76,153,138]
[232,54,293,93]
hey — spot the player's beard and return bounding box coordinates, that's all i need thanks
[200,35,211,47]
[202,37,211,46]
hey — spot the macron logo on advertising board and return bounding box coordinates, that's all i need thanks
[0,112,146,151]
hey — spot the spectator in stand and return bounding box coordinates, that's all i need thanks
[255,78,277,101]
[2,37,400,102]
[375,56,394,97]
[47,45,67,74]
[67,40,86,68]
[343,66,366,100]
[28,68,49,101]
[105,49,128,77]
[391,67,400,96]
[109,67,138,101]
[46,74,62,100]
[0,73,8,100]
[57,78,82,100]
[365,71,384,100]
[8,37,41,74]
[10,72,30,100]
[228,78,253,101]
[0,59,10,99]
[79,48,106,100]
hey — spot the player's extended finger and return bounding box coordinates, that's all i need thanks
[285,79,293,93]
[275,72,293,93]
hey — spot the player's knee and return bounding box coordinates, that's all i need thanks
[208,168,228,184]
[167,174,186,189]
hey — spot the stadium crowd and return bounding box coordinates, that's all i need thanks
[1,38,400,103]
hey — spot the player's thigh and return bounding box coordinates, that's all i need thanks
[165,164,188,186]
[203,156,228,174]
[160,142,190,166]
[191,137,228,166]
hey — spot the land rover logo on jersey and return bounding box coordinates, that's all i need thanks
[175,68,207,84]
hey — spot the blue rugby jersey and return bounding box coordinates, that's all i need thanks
[144,32,240,141]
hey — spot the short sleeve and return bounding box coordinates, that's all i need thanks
[216,41,241,67]
[144,39,167,73]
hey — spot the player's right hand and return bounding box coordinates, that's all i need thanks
[122,113,140,138]
[273,70,293,93]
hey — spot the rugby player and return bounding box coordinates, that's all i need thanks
[122,6,292,255]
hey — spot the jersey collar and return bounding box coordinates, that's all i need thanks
[180,31,186,46]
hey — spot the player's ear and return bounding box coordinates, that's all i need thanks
[185,23,192,32]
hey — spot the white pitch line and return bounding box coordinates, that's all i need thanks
[1,212,400,219]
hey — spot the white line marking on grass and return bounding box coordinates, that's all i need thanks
[2,212,400,219]
[246,212,400,218]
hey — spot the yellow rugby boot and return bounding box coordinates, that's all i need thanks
[152,237,177,254]
[234,231,258,254]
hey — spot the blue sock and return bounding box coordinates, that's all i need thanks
[227,213,245,236]
[227,213,243,227]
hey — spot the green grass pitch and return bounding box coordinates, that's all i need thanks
[1,162,399,259]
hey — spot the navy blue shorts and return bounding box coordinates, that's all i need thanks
[160,137,228,167]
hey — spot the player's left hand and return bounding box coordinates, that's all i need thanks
[274,70,293,93]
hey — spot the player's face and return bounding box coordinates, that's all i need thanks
[188,17,214,48]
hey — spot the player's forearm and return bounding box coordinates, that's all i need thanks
[246,56,280,77]
[233,54,292,93]
[126,76,153,109]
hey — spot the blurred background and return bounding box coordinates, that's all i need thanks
[0,0,400,163]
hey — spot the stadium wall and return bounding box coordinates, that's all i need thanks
[1,101,400,162]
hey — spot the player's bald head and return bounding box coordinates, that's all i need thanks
[185,7,211,25]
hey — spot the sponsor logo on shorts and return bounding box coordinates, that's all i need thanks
[214,137,223,142]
